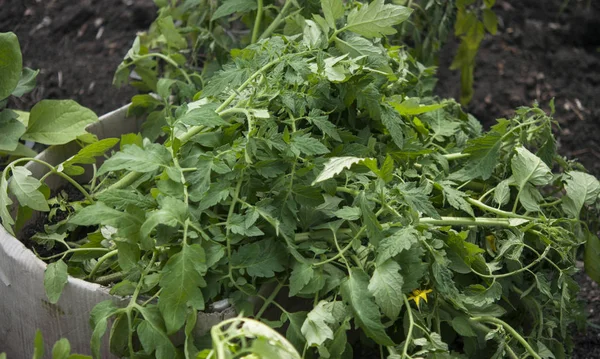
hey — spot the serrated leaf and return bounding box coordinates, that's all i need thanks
[44,260,68,304]
[157,16,187,49]
[291,134,330,157]
[90,300,120,359]
[212,0,258,20]
[0,32,22,99]
[397,182,440,219]
[22,100,98,145]
[333,206,361,220]
[140,197,187,243]
[389,98,445,116]
[137,307,177,359]
[60,138,119,175]
[380,104,405,149]
[231,239,287,277]
[301,301,336,346]
[334,34,381,57]
[344,0,412,38]
[178,104,229,128]
[70,202,142,237]
[377,226,420,264]
[290,261,315,296]
[322,0,344,28]
[368,260,403,319]
[440,182,474,217]
[159,242,207,334]
[0,170,15,234]
[97,143,171,175]
[358,192,382,243]
[96,189,156,210]
[341,268,395,346]
[8,166,49,211]
[313,157,365,184]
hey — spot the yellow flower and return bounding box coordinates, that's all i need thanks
[486,234,497,252]
[408,289,433,308]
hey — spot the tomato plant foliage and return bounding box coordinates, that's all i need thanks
[1,1,600,359]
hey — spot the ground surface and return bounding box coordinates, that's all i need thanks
[2,0,600,357]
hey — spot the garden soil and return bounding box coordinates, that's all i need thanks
[2,0,600,357]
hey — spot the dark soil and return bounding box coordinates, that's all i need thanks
[0,0,156,115]
[436,1,600,357]
[3,0,600,356]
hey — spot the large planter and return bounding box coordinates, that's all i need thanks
[0,105,235,358]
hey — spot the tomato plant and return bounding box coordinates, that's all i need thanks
[2,0,599,358]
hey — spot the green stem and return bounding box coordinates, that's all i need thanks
[87,249,118,280]
[401,295,415,359]
[471,246,550,279]
[251,0,264,44]
[259,0,294,40]
[443,152,470,160]
[467,198,535,220]
[135,53,192,85]
[255,280,285,319]
[95,271,124,285]
[313,227,366,266]
[419,217,514,227]
[470,316,542,359]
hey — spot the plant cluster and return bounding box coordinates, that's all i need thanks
[0,34,100,167]
[2,1,600,359]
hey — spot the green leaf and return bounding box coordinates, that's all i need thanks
[301,301,336,346]
[97,143,171,175]
[562,171,600,218]
[511,147,552,189]
[159,242,207,334]
[321,0,344,28]
[231,239,287,277]
[140,196,187,242]
[157,16,187,49]
[341,268,395,346]
[70,202,142,237]
[333,206,361,221]
[178,104,230,128]
[380,104,405,149]
[289,261,315,296]
[313,156,365,184]
[0,32,22,99]
[482,9,498,34]
[136,309,177,359]
[358,192,382,243]
[493,178,511,206]
[344,0,412,38]
[334,35,381,57]
[96,189,156,210]
[59,138,119,176]
[22,100,98,145]
[440,182,474,217]
[8,166,49,212]
[52,338,71,359]
[451,120,508,181]
[397,182,440,219]
[585,232,600,285]
[290,134,330,157]
[388,98,445,116]
[377,226,420,264]
[90,301,120,359]
[33,330,44,359]
[44,259,68,304]
[12,67,39,97]
[368,260,403,319]
[0,109,26,151]
[212,0,258,20]
[0,172,15,234]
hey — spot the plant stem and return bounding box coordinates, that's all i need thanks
[95,271,124,285]
[419,216,514,227]
[87,249,118,280]
[467,198,535,220]
[471,316,542,359]
[401,295,415,359]
[259,0,293,40]
[255,280,285,319]
[251,0,264,44]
